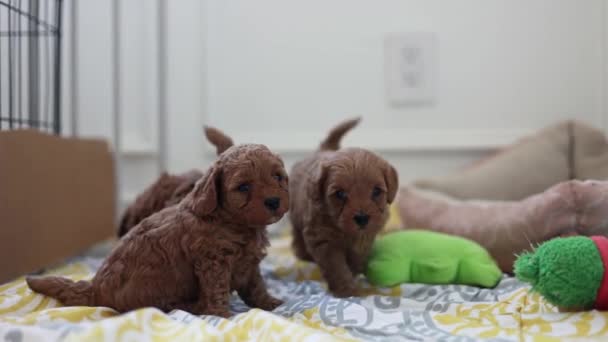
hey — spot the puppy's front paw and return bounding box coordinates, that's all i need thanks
[255,295,283,311]
[205,307,232,318]
[330,283,360,298]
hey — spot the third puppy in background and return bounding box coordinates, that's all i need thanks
[289,118,399,297]
[117,126,238,237]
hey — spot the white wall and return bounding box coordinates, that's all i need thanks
[31,1,608,210]
[205,0,606,153]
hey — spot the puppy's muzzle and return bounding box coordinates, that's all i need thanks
[353,212,370,229]
[264,197,281,211]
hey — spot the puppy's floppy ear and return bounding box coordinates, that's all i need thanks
[203,125,234,155]
[309,162,329,201]
[383,164,399,203]
[186,165,221,216]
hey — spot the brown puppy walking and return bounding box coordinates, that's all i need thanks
[28,141,289,317]
[289,118,398,297]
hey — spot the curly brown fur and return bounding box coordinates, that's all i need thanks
[28,144,289,317]
[118,126,237,237]
[289,118,398,297]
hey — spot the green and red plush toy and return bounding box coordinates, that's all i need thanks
[515,236,608,310]
[366,229,608,311]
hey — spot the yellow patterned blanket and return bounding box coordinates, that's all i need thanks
[2,210,608,341]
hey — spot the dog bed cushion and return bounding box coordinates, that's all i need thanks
[413,120,608,201]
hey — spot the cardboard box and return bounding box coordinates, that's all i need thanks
[0,130,116,283]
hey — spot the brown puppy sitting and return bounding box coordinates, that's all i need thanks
[117,126,238,237]
[27,142,289,317]
[290,118,398,297]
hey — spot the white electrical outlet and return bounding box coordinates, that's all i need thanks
[384,32,436,105]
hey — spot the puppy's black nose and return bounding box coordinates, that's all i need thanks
[264,197,281,211]
[353,213,370,228]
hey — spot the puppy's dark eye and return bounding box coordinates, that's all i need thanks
[237,183,251,192]
[335,190,347,200]
[372,186,382,198]
[273,173,284,182]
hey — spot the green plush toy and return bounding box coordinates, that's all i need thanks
[366,230,502,288]
[514,236,608,310]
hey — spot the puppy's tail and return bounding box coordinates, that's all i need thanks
[204,125,234,155]
[319,117,361,151]
[26,276,94,306]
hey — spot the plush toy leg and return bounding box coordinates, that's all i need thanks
[411,258,458,284]
[457,258,503,288]
[366,258,412,287]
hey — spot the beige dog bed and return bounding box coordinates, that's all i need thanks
[413,120,608,201]
[397,120,608,272]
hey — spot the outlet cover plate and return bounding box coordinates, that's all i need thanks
[385,32,436,106]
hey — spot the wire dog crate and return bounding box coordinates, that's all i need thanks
[0,0,63,134]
